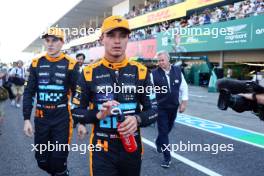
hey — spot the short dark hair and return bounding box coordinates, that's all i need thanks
[76,53,85,60]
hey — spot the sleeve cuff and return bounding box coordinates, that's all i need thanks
[77,109,100,124]
[181,97,189,101]
[24,116,31,120]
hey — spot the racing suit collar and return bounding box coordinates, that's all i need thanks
[45,52,65,62]
[102,57,129,70]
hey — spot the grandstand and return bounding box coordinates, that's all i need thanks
[24,0,264,80]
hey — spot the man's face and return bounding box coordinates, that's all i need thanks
[157,53,170,69]
[44,36,64,55]
[101,28,129,58]
[76,56,84,66]
[17,61,23,68]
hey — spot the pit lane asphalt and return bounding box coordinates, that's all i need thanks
[1,86,264,176]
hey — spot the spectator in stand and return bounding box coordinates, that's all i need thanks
[169,22,175,29]
[146,27,152,39]
[187,15,194,27]
[227,4,236,20]
[211,11,219,23]
[65,0,264,55]
[215,7,222,19]
[246,3,255,16]
[167,0,175,5]
[164,21,170,29]
[256,3,264,14]
[220,7,228,21]
[204,9,211,24]
[198,14,205,25]
[160,0,167,8]
[174,20,181,28]
[180,18,187,27]
[237,4,246,19]
[192,13,199,25]
[242,1,250,13]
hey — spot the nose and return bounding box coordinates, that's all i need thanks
[46,40,54,47]
[113,36,121,44]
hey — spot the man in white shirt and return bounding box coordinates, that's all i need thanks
[151,50,188,168]
[228,5,236,20]
[9,60,25,108]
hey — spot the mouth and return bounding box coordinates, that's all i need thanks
[48,48,55,52]
[112,47,122,51]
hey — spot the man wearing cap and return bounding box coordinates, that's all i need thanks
[72,16,157,176]
[23,27,79,176]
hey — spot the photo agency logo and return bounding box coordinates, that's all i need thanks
[96,83,168,97]
[161,26,235,39]
[160,141,234,155]
[31,141,102,155]
[39,24,101,39]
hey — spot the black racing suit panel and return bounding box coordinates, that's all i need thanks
[72,58,157,132]
[23,54,79,120]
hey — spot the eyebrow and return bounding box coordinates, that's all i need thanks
[45,37,60,41]
[106,31,128,36]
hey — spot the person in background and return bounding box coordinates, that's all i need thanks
[76,53,86,72]
[72,53,86,129]
[9,60,26,108]
[0,66,8,135]
[152,50,188,168]
[227,66,233,78]
[5,62,17,101]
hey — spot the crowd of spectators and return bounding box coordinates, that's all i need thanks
[66,40,101,54]
[187,0,264,26]
[124,0,184,19]
[65,0,184,44]
[130,0,264,41]
[65,0,264,54]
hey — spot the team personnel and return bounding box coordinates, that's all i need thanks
[76,53,86,72]
[23,27,79,176]
[72,53,86,128]
[152,51,188,168]
[72,16,157,176]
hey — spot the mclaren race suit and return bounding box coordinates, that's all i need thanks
[72,57,157,176]
[23,53,79,175]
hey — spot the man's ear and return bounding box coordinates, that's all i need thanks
[60,39,64,45]
[99,35,104,45]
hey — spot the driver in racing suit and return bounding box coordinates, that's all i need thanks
[71,16,157,176]
[23,27,79,176]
